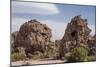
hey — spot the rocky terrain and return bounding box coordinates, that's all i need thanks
[58,15,95,58]
[11,15,96,66]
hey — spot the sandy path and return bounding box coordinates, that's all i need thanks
[11,59,66,66]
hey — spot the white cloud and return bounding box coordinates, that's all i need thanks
[41,20,67,41]
[12,1,60,15]
[88,25,95,35]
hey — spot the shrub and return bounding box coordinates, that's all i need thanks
[43,44,57,58]
[43,49,54,58]
[87,56,96,61]
[11,52,26,62]
[68,47,88,62]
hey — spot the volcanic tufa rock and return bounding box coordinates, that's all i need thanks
[11,19,52,57]
[58,15,92,58]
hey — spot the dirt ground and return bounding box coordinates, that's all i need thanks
[11,59,66,66]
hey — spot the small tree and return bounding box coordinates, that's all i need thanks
[68,47,88,62]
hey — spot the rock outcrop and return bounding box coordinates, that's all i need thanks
[87,34,96,56]
[58,15,94,58]
[11,15,96,61]
[11,19,52,58]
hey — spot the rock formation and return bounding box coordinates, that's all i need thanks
[11,15,96,61]
[87,34,96,56]
[58,15,93,58]
[11,19,52,58]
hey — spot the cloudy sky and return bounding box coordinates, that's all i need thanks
[12,1,96,41]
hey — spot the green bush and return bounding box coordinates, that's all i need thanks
[11,52,25,62]
[43,49,54,58]
[47,49,54,57]
[68,47,88,62]
[43,45,56,58]
[87,56,96,61]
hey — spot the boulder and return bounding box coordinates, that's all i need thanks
[11,19,52,57]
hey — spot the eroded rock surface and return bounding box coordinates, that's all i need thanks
[11,19,52,58]
[11,15,96,61]
[58,15,95,58]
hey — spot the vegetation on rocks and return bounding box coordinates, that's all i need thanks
[68,47,88,62]
[11,15,96,63]
[11,52,26,62]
